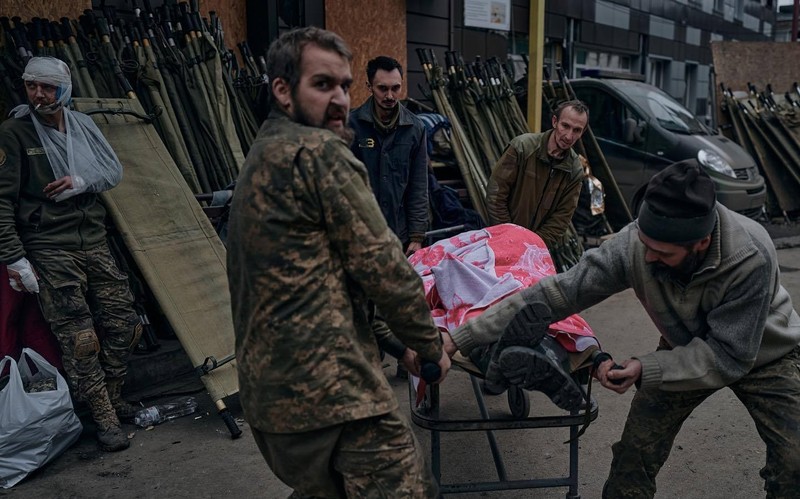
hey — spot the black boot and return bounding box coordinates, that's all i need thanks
[485,301,553,394]
[498,336,585,411]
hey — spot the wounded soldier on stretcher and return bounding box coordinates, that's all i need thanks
[374,224,619,411]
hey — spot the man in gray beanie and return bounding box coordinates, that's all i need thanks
[436,158,800,497]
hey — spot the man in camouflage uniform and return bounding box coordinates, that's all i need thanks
[0,57,141,452]
[226,27,450,498]
[441,160,800,497]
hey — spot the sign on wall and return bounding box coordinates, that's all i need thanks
[464,0,511,31]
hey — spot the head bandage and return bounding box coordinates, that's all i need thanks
[22,57,73,114]
[10,57,122,201]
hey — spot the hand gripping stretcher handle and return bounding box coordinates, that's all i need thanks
[591,351,625,386]
[421,362,441,383]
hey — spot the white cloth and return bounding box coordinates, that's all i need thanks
[7,257,39,293]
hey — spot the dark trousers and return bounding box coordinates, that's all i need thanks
[603,346,800,499]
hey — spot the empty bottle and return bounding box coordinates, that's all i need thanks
[134,396,199,427]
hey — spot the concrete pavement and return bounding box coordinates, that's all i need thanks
[4,244,800,498]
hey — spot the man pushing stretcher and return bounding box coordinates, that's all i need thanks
[428,160,800,498]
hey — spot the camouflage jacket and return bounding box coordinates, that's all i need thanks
[227,113,443,433]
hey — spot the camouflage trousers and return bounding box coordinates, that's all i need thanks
[603,345,800,499]
[252,408,438,498]
[28,244,140,401]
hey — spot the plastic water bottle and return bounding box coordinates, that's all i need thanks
[134,396,199,427]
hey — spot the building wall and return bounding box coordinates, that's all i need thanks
[404,0,776,118]
[326,0,407,107]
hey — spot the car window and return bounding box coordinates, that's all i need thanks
[574,87,631,142]
[627,86,706,134]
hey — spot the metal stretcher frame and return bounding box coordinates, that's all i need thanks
[409,371,598,498]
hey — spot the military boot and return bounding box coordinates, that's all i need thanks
[484,301,552,394]
[86,390,130,452]
[497,335,585,411]
[106,377,138,423]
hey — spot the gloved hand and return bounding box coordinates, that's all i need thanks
[7,257,39,293]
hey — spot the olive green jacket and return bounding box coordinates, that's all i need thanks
[0,113,107,264]
[485,130,583,247]
[227,114,442,433]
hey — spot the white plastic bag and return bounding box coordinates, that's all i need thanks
[0,348,83,489]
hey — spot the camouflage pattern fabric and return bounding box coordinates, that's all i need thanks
[28,243,140,402]
[603,345,800,499]
[252,408,437,498]
[227,113,442,434]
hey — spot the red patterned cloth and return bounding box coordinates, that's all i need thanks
[0,265,62,370]
[409,224,597,352]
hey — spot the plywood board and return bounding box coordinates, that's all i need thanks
[711,41,800,126]
[326,0,408,108]
[201,0,247,51]
[0,1,247,61]
[0,0,89,20]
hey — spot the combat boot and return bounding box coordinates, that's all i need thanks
[497,335,585,411]
[86,390,130,452]
[106,377,138,423]
[484,301,552,394]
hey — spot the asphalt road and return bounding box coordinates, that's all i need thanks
[3,230,800,499]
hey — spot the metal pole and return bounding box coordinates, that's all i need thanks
[527,0,545,133]
[793,0,799,42]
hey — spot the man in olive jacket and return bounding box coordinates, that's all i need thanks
[226,28,449,498]
[0,57,140,453]
[486,100,588,248]
[442,160,800,497]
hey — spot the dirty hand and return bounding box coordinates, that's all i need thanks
[43,175,74,199]
[399,347,421,377]
[7,257,39,293]
[405,241,422,257]
[598,358,641,394]
[441,331,458,358]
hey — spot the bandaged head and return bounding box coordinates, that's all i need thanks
[22,57,73,115]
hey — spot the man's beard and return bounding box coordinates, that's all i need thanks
[293,98,354,144]
[648,249,704,283]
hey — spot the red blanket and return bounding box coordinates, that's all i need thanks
[409,224,597,352]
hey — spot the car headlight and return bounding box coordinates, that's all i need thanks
[697,149,736,178]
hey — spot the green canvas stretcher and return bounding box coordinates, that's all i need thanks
[71,98,239,412]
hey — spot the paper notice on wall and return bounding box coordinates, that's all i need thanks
[464,0,511,31]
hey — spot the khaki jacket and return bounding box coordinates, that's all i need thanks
[485,130,583,247]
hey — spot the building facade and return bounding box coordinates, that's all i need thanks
[406,0,777,120]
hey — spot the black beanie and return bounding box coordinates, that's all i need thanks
[637,159,717,243]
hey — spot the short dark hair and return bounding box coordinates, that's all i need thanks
[553,99,589,121]
[366,56,403,83]
[266,27,352,107]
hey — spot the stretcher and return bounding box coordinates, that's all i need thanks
[407,225,600,497]
[409,354,598,498]
[73,98,241,438]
